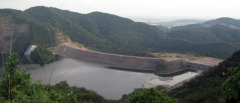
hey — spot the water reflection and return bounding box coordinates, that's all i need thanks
[22,58,198,100]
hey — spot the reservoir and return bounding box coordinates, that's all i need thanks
[22,58,198,100]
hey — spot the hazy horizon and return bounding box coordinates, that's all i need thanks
[0,0,240,20]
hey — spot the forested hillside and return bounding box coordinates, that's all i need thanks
[0,8,57,53]
[169,18,240,45]
[0,6,239,58]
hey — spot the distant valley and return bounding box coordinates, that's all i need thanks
[136,18,207,27]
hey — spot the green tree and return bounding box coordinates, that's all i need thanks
[30,46,55,64]
[0,53,32,101]
[220,66,240,103]
[0,53,53,102]
[129,88,178,103]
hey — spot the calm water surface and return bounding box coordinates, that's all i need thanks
[23,58,198,100]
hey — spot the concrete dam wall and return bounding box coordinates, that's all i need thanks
[56,45,218,74]
[57,45,165,71]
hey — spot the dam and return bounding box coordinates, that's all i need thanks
[55,44,223,74]
[56,45,165,72]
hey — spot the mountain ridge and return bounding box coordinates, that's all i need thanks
[169,17,240,46]
[0,6,239,58]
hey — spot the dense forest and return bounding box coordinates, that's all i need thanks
[169,17,240,45]
[0,6,240,59]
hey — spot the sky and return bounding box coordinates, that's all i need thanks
[0,0,239,20]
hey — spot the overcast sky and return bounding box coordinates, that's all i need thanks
[0,0,239,19]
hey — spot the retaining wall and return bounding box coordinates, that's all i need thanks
[187,62,213,71]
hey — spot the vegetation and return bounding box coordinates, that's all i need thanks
[1,7,240,59]
[0,8,57,59]
[220,66,240,103]
[2,6,240,103]
[169,50,240,103]
[0,53,33,102]
[128,88,178,103]
[112,88,178,103]
[30,46,55,64]
[1,52,239,103]
[169,18,240,46]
